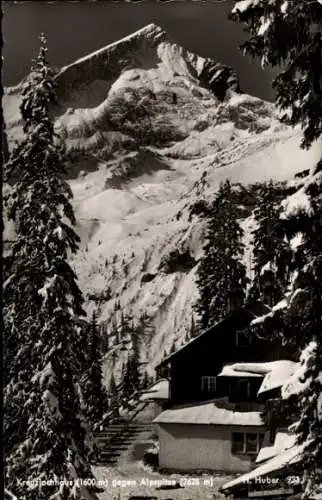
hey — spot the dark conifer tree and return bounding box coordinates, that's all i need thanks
[141,370,150,390]
[195,180,248,329]
[122,325,141,401]
[189,313,198,338]
[3,34,98,500]
[100,322,110,355]
[81,311,108,427]
[230,1,322,149]
[119,311,134,340]
[109,373,119,418]
[170,340,176,354]
[249,180,292,306]
[122,357,137,402]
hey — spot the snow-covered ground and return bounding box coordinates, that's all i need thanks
[93,462,232,500]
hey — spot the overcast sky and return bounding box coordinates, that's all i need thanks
[3,1,278,101]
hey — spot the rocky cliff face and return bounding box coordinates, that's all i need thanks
[3,24,320,385]
[55,23,240,106]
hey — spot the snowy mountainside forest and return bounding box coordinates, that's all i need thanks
[3,23,321,386]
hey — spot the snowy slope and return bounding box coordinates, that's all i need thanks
[3,24,321,384]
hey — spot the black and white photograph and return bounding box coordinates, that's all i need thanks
[2,1,322,499]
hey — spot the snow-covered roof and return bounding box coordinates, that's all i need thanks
[221,442,305,493]
[256,431,297,464]
[139,378,169,402]
[258,361,298,395]
[218,364,263,378]
[216,361,297,395]
[220,361,278,376]
[154,400,263,426]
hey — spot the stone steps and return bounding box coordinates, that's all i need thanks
[94,421,155,465]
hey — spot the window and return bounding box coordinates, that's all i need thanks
[229,378,259,403]
[235,330,251,347]
[246,433,258,454]
[231,432,244,454]
[201,376,216,393]
[237,379,251,400]
[231,433,264,455]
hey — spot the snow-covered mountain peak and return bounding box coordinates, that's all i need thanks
[51,22,239,111]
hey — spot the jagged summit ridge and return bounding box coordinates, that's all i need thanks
[59,23,167,73]
[54,23,239,107]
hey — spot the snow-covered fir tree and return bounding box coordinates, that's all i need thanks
[229,8,322,489]
[100,322,110,355]
[80,311,108,428]
[122,324,141,402]
[122,356,140,402]
[118,310,134,341]
[141,371,148,390]
[141,370,151,390]
[3,34,99,500]
[109,372,120,418]
[170,340,176,354]
[254,169,322,497]
[282,340,322,497]
[282,173,322,497]
[195,180,249,329]
[189,314,198,339]
[230,0,322,148]
[249,180,292,306]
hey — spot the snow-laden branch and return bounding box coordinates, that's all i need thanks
[282,341,320,399]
